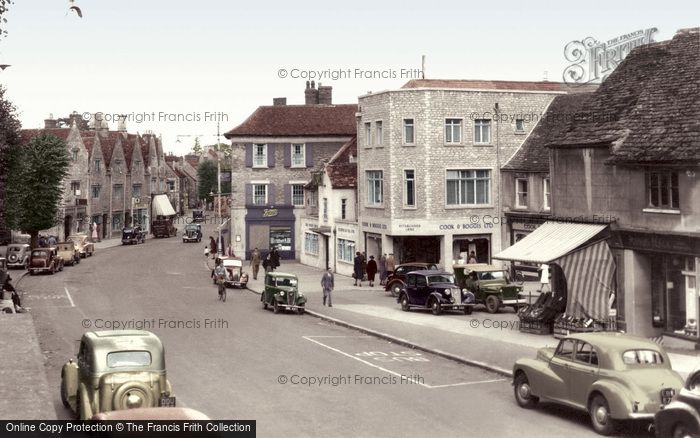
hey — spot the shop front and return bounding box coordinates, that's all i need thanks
[245,206,295,260]
[505,213,549,280]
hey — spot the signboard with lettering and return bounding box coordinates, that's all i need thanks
[611,230,700,256]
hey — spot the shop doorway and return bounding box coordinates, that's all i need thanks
[64,215,73,241]
[394,236,440,265]
[453,236,491,264]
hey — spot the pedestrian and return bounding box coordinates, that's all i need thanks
[48,235,57,246]
[91,221,99,242]
[361,252,367,281]
[38,235,46,248]
[468,251,477,264]
[270,246,280,271]
[366,255,378,287]
[379,254,387,286]
[353,252,363,286]
[263,253,272,274]
[321,267,334,307]
[209,236,217,259]
[385,253,396,276]
[251,247,261,280]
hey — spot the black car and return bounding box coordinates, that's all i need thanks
[655,369,700,438]
[397,270,475,315]
[192,210,205,223]
[121,226,146,245]
[385,262,439,297]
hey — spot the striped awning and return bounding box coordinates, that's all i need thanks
[493,221,608,264]
[557,241,616,320]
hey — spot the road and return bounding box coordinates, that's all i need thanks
[18,222,651,437]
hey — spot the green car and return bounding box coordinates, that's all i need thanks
[513,332,684,436]
[453,263,526,313]
[261,272,307,315]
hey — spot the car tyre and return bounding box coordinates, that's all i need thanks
[672,423,694,438]
[400,295,410,312]
[262,298,268,310]
[60,377,70,408]
[297,305,305,315]
[589,394,617,436]
[463,306,473,315]
[58,263,63,272]
[485,295,500,313]
[273,301,280,314]
[430,298,442,315]
[513,372,539,409]
[390,283,402,297]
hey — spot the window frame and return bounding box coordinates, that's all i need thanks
[304,232,319,256]
[340,198,347,220]
[337,238,355,263]
[515,118,525,133]
[403,118,415,145]
[646,170,680,211]
[366,170,384,207]
[375,120,383,146]
[252,184,268,206]
[364,122,372,147]
[474,119,492,145]
[91,185,101,199]
[291,144,306,168]
[515,178,529,209]
[113,184,124,200]
[444,118,463,145]
[543,178,551,211]
[253,144,268,168]
[404,169,416,208]
[291,184,305,207]
[445,169,492,207]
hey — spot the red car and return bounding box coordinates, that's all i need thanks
[28,247,64,275]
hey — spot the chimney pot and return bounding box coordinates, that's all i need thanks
[273,97,287,106]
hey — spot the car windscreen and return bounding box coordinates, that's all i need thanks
[478,271,506,281]
[427,274,454,284]
[276,278,297,287]
[622,349,664,365]
[9,247,21,252]
[107,351,152,368]
[31,250,48,257]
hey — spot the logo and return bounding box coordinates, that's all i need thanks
[563,28,658,85]
[263,209,278,217]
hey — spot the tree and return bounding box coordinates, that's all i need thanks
[197,160,217,204]
[5,134,70,248]
[0,0,13,40]
[0,85,22,243]
[191,137,202,155]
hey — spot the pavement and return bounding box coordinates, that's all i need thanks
[246,262,700,379]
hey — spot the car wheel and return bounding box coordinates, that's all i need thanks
[513,372,539,409]
[400,295,410,312]
[589,394,617,436]
[463,306,473,315]
[672,423,694,438]
[273,301,280,314]
[29,270,35,276]
[485,295,500,313]
[58,263,63,272]
[262,298,268,310]
[76,256,80,264]
[430,298,442,315]
[297,305,305,315]
[390,283,402,297]
[60,377,70,408]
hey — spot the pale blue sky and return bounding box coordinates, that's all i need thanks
[1,0,697,155]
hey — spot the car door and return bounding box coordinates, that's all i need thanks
[567,341,599,408]
[415,275,430,305]
[405,274,417,304]
[546,339,574,403]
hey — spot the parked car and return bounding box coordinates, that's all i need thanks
[398,270,475,315]
[5,243,31,269]
[68,234,94,258]
[513,332,684,435]
[221,257,248,288]
[385,262,439,297]
[192,210,205,223]
[122,226,146,245]
[61,330,175,420]
[29,247,64,275]
[182,224,202,243]
[453,263,526,313]
[56,241,81,266]
[654,368,700,438]
[261,272,306,314]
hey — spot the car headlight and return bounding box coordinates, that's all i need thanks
[444,289,452,295]
[280,291,285,295]
[298,292,303,296]
[461,288,467,293]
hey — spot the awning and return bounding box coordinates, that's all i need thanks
[309,226,332,237]
[152,194,176,217]
[493,221,608,264]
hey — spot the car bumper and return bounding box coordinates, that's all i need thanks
[502,298,528,305]
[182,237,198,242]
[7,262,26,268]
[224,281,248,287]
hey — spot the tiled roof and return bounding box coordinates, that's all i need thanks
[549,28,700,165]
[97,131,123,168]
[122,134,140,170]
[503,94,592,172]
[184,154,200,168]
[81,133,96,156]
[224,104,358,138]
[20,128,71,144]
[401,79,596,93]
[326,137,357,188]
[164,154,179,163]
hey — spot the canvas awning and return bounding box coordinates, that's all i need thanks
[493,221,608,264]
[152,194,176,217]
[309,226,332,237]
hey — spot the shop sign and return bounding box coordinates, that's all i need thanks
[612,231,700,256]
[263,208,278,218]
[361,221,388,230]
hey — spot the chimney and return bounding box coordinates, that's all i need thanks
[44,113,57,129]
[318,84,332,105]
[305,80,318,105]
[117,114,127,132]
[272,97,287,106]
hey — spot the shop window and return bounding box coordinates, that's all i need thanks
[304,233,319,255]
[337,239,354,263]
[270,227,291,251]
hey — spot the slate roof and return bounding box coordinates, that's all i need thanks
[548,28,700,165]
[81,133,96,156]
[326,137,357,188]
[224,104,358,138]
[503,94,592,172]
[401,79,596,93]
[123,134,140,170]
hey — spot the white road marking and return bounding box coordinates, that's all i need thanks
[64,287,76,308]
[304,336,507,389]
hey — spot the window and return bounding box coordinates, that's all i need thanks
[337,239,354,263]
[291,144,305,167]
[114,159,123,173]
[445,118,462,144]
[252,184,267,205]
[70,181,80,196]
[574,342,599,366]
[93,159,101,172]
[404,169,415,207]
[107,351,151,368]
[515,178,528,208]
[515,119,525,132]
[91,185,101,199]
[446,170,491,206]
[304,232,319,255]
[543,178,551,211]
[366,170,383,206]
[253,144,267,167]
[364,122,372,147]
[341,199,347,220]
[375,121,383,146]
[403,118,415,144]
[647,171,679,209]
[134,160,141,172]
[323,198,328,222]
[150,178,157,193]
[71,148,79,161]
[292,184,304,207]
[167,180,175,191]
[474,119,491,144]
[113,184,123,200]
[112,212,123,231]
[555,339,575,360]
[308,194,317,207]
[132,184,142,198]
[622,350,664,365]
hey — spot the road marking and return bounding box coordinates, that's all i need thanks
[307,336,371,338]
[64,287,76,308]
[426,379,507,389]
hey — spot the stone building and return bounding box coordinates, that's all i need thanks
[224,82,357,260]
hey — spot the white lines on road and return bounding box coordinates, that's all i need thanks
[64,287,76,308]
[425,379,507,389]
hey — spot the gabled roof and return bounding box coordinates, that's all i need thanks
[224,104,358,138]
[123,134,142,170]
[184,154,200,168]
[326,137,357,189]
[97,131,123,168]
[20,128,71,144]
[401,79,595,93]
[503,94,592,172]
[81,133,96,156]
[548,28,700,165]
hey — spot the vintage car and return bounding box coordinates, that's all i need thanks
[513,332,684,435]
[385,262,439,297]
[152,218,177,238]
[5,243,31,269]
[398,270,475,315]
[192,210,205,223]
[68,234,94,258]
[29,247,64,275]
[454,263,526,313]
[122,226,146,245]
[221,257,248,288]
[92,407,210,421]
[56,241,81,266]
[654,368,700,438]
[182,224,202,243]
[61,330,175,420]
[261,272,306,314]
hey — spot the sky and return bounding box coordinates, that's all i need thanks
[0,0,697,155]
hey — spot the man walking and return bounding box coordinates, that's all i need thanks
[251,247,261,280]
[386,253,396,276]
[321,267,334,307]
[353,252,363,287]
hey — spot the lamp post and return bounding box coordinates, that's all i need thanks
[216,122,222,256]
